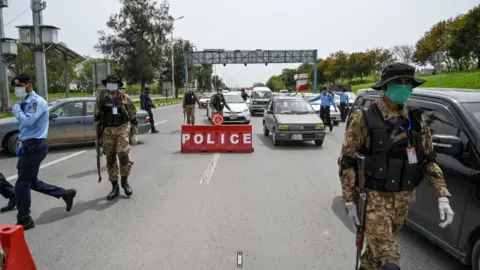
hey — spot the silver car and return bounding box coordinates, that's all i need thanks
[0,97,151,156]
[262,96,326,146]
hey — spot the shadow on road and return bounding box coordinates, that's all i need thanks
[255,134,321,151]
[67,167,107,179]
[34,196,129,225]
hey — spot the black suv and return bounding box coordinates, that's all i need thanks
[347,88,480,269]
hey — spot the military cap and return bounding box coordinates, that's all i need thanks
[11,74,32,87]
[371,63,425,90]
[101,74,124,88]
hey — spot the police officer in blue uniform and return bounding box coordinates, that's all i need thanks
[310,87,337,132]
[338,88,350,122]
[11,74,77,230]
[0,172,16,212]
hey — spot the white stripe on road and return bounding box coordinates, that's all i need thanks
[6,150,88,182]
[199,153,220,184]
[154,120,168,126]
[153,104,181,111]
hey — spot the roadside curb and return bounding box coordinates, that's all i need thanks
[153,101,182,108]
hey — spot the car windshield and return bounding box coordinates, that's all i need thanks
[274,100,315,114]
[463,102,480,128]
[252,91,272,99]
[201,93,213,99]
[224,95,245,103]
[48,100,63,110]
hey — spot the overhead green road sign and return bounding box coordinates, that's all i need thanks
[187,49,317,65]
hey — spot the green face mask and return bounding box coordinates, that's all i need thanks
[385,84,413,104]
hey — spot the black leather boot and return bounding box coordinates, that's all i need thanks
[107,181,120,200]
[0,197,16,212]
[121,177,133,196]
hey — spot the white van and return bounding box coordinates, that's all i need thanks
[250,87,273,115]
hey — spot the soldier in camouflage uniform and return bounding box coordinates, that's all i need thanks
[94,75,138,200]
[339,63,455,270]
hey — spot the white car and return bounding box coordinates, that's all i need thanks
[207,93,251,124]
[304,93,340,126]
[199,92,214,109]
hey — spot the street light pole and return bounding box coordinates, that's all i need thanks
[171,16,184,97]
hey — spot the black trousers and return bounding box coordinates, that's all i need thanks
[339,102,346,121]
[147,109,156,131]
[320,106,332,131]
[0,172,15,199]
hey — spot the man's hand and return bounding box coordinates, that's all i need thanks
[345,201,359,229]
[438,197,454,228]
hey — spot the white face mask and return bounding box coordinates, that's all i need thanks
[106,83,119,91]
[15,87,26,99]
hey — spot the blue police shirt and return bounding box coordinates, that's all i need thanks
[339,93,349,103]
[13,91,49,141]
[310,93,336,108]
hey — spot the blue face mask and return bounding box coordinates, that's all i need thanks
[385,84,413,104]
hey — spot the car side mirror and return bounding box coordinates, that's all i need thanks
[49,113,58,120]
[266,110,273,114]
[432,134,463,156]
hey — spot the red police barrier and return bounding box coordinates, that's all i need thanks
[0,225,36,270]
[181,124,254,153]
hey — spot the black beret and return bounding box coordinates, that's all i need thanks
[11,74,32,86]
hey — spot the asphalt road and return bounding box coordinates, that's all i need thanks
[0,105,470,270]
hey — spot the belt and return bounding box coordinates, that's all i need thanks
[22,138,46,146]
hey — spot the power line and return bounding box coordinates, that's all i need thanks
[4,7,30,27]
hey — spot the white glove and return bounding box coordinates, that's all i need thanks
[131,135,138,145]
[438,197,454,228]
[345,202,360,228]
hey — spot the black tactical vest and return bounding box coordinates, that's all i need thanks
[99,94,129,127]
[185,92,195,105]
[362,103,425,192]
[212,94,225,112]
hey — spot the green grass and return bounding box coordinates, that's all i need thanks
[351,69,480,93]
[0,112,13,119]
[133,98,183,109]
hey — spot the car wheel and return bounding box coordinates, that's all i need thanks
[7,132,19,156]
[263,124,269,136]
[333,121,340,126]
[472,238,480,269]
[314,140,324,147]
[272,130,279,146]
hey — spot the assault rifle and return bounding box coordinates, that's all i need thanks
[95,124,104,183]
[355,152,367,270]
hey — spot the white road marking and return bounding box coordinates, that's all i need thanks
[6,150,87,182]
[154,120,168,126]
[153,104,181,111]
[199,153,220,184]
[325,137,342,147]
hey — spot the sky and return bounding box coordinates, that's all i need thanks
[2,0,478,87]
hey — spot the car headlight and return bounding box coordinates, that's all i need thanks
[315,123,325,130]
[243,108,249,112]
[278,124,288,130]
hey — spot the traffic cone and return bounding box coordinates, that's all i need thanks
[0,225,36,270]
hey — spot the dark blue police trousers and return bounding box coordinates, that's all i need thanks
[16,140,65,222]
[0,172,15,199]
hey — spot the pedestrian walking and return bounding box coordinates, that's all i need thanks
[11,74,76,230]
[182,89,202,125]
[94,75,137,200]
[338,88,349,121]
[309,87,337,132]
[140,87,158,133]
[0,171,15,212]
[339,63,454,270]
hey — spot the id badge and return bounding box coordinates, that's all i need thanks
[407,147,418,164]
[112,107,118,115]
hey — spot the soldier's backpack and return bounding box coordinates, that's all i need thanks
[185,92,195,105]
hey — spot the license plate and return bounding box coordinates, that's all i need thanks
[292,134,302,140]
[230,115,237,120]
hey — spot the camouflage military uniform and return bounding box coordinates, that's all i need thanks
[340,62,455,270]
[0,244,5,267]
[341,98,451,269]
[94,75,138,200]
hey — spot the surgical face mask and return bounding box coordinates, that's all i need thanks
[14,86,27,99]
[385,84,413,104]
[106,83,119,91]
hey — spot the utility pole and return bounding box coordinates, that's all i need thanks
[0,1,10,111]
[31,0,48,100]
[171,16,184,97]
